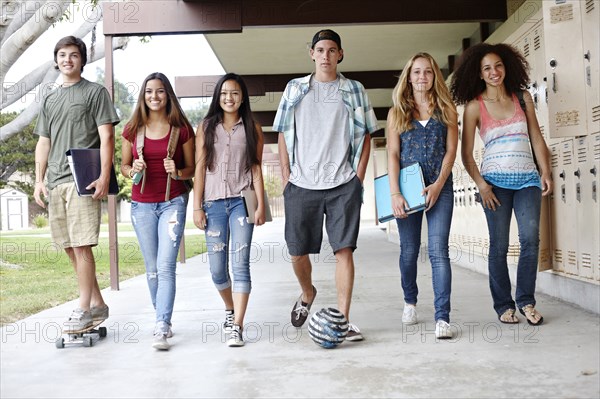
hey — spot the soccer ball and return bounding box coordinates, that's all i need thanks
[308,308,349,349]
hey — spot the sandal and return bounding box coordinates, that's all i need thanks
[520,304,544,326]
[498,308,519,324]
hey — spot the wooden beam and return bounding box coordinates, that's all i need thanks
[238,0,507,25]
[102,1,242,36]
[174,71,400,98]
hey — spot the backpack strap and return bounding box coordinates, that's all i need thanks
[164,126,181,201]
[136,127,147,194]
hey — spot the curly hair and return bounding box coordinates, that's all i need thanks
[388,52,457,134]
[450,43,530,105]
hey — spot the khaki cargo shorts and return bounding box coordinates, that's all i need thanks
[48,182,101,248]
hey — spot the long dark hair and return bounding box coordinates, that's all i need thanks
[450,43,530,105]
[124,72,194,142]
[202,73,259,173]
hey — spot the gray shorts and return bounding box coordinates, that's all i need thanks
[283,176,363,256]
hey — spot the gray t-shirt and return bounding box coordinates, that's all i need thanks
[34,78,120,189]
[292,78,354,190]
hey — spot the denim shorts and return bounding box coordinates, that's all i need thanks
[283,175,362,256]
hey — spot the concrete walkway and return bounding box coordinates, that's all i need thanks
[1,218,599,398]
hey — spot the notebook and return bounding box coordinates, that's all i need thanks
[374,163,427,223]
[241,189,273,223]
[66,148,119,197]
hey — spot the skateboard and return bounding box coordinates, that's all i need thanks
[55,319,107,349]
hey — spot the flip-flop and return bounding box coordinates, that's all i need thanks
[498,308,519,324]
[520,305,544,326]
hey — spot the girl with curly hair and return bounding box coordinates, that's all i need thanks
[450,43,552,326]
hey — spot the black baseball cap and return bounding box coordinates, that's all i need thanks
[311,29,343,63]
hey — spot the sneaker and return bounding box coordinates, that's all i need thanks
[166,326,174,339]
[435,320,453,339]
[63,308,93,333]
[291,285,317,327]
[152,332,170,350]
[227,324,244,347]
[346,323,364,342]
[402,304,417,325]
[223,309,235,332]
[90,304,109,322]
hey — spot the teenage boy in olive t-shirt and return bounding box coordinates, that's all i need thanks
[34,36,120,333]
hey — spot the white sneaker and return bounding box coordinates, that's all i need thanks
[227,325,244,347]
[402,304,417,325]
[152,332,171,350]
[346,323,364,342]
[435,320,453,339]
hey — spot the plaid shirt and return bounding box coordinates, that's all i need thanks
[273,73,378,172]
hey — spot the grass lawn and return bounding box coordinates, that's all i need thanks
[0,230,205,325]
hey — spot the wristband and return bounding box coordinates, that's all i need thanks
[391,192,402,197]
[128,168,134,178]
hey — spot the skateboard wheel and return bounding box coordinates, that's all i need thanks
[99,327,107,338]
[55,338,65,349]
[83,336,93,347]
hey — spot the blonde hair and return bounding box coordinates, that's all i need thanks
[389,53,457,133]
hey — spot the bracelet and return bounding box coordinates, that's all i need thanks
[194,208,203,211]
[128,168,134,178]
[391,192,402,197]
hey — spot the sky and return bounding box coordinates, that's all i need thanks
[3,1,225,113]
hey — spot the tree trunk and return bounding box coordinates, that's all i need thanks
[0,0,44,46]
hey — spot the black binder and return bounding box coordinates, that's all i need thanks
[66,148,119,196]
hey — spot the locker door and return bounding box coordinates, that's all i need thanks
[543,0,588,138]
[549,143,565,272]
[561,140,579,274]
[575,137,594,278]
[591,133,600,281]
[531,23,550,140]
[581,0,600,135]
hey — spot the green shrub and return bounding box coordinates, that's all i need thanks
[32,213,48,228]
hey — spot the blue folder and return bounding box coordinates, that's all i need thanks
[375,163,427,223]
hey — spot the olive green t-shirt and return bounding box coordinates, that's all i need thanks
[34,78,120,189]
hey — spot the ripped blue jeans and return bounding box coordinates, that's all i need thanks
[131,193,188,328]
[203,197,254,294]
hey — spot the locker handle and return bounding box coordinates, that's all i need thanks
[552,72,557,93]
[591,166,597,176]
[574,168,581,178]
[584,50,590,61]
[559,170,565,180]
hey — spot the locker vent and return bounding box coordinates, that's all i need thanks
[555,110,580,127]
[534,35,541,51]
[577,144,587,163]
[540,125,545,136]
[551,151,559,167]
[523,42,530,57]
[539,248,551,265]
[550,4,574,23]
[592,105,600,123]
[585,0,595,13]
[562,146,573,165]
[567,251,577,270]
[580,253,592,269]
[554,249,563,264]
[508,243,520,261]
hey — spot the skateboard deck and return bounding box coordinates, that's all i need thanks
[55,319,107,349]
